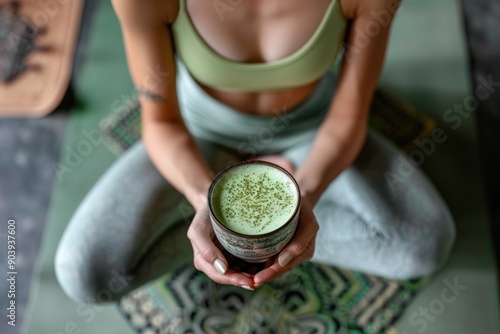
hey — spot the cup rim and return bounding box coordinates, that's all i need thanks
[207,160,301,239]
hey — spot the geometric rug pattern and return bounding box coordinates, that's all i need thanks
[119,262,428,334]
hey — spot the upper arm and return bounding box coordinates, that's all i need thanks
[333,0,401,119]
[111,0,180,123]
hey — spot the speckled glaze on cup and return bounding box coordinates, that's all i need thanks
[208,160,301,263]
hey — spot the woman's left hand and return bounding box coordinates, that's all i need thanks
[250,154,319,287]
[252,191,319,287]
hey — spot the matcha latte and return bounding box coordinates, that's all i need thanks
[210,163,299,235]
[208,161,301,262]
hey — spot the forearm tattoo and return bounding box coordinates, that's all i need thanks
[135,86,166,103]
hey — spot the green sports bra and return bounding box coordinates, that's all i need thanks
[171,0,347,92]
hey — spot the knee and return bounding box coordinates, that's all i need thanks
[383,213,456,280]
[55,238,130,304]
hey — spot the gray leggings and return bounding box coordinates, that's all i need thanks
[55,64,456,303]
[55,132,455,303]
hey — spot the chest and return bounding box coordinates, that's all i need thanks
[183,0,336,63]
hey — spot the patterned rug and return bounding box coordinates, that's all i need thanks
[103,90,436,334]
[120,263,428,334]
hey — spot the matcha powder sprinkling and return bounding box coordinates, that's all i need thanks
[213,164,297,234]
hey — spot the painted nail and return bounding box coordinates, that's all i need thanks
[241,285,254,291]
[278,252,293,267]
[214,259,227,275]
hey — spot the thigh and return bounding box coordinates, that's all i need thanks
[283,130,456,278]
[58,141,183,273]
[284,130,453,229]
[322,131,453,234]
[55,139,243,301]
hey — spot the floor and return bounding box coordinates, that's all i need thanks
[0,0,498,333]
[381,1,500,333]
[461,0,500,273]
[0,1,96,333]
[0,112,68,334]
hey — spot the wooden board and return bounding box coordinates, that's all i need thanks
[0,0,83,117]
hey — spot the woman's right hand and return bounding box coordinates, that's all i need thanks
[187,203,256,290]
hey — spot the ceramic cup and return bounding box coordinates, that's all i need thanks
[208,160,301,263]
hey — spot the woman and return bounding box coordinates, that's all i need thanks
[55,0,455,302]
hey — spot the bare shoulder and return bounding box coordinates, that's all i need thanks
[339,0,401,19]
[111,0,179,24]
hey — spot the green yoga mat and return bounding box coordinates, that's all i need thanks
[21,2,134,333]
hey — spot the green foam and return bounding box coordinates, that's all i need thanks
[211,163,299,235]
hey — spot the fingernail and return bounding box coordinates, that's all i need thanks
[214,259,227,275]
[241,285,254,291]
[278,252,293,267]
